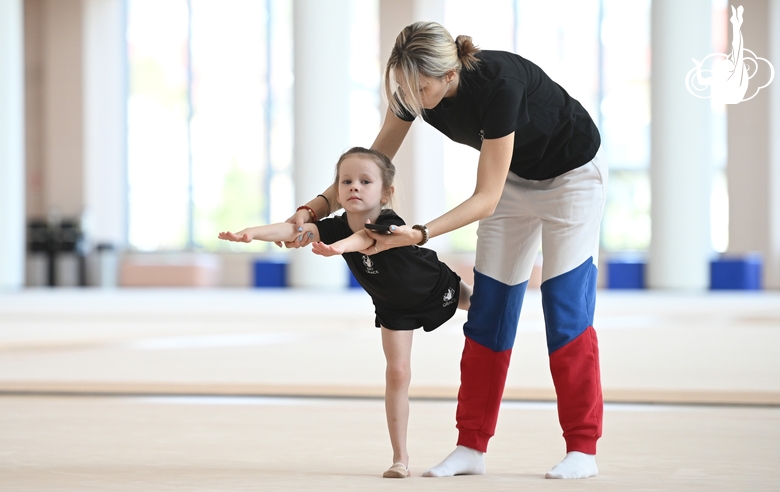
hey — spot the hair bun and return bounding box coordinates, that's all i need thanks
[454,35,480,70]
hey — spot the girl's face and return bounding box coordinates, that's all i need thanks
[337,155,390,214]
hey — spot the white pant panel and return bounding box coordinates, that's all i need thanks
[474,159,607,285]
[537,158,607,281]
[474,179,542,287]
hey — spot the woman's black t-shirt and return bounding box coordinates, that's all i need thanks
[314,210,455,311]
[395,50,601,180]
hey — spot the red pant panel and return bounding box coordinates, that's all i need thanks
[549,325,603,454]
[455,337,512,452]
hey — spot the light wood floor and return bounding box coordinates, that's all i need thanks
[1,288,779,490]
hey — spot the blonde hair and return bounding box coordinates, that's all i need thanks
[385,21,480,119]
[333,147,396,209]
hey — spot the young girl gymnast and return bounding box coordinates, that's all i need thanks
[218,146,471,478]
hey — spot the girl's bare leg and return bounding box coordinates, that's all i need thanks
[381,327,414,472]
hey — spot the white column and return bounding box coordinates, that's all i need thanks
[379,0,448,250]
[83,0,127,248]
[0,0,25,289]
[42,0,85,217]
[289,0,353,288]
[771,0,780,289]
[727,0,780,289]
[649,0,714,290]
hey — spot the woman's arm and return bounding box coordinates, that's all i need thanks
[278,187,334,249]
[283,190,334,238]
[426,133,514,237]
[368,133,515,250]
[371,107,413,160]
[311,230,375,257]
[219,222,320,244]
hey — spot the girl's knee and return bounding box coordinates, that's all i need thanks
[386,362,412,388]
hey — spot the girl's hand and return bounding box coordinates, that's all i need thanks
[311,241,343,257]
[277,209,315,248]
[218,231,252,243]
[363,224,417,255]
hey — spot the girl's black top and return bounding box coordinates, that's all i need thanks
[314,210,455,310]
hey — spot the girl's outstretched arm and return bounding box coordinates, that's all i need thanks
[218,223,320,245]
[311,230,375,257]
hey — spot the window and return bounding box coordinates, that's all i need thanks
[126,1,380,252]
[599,0,652,252]
[126,1,727,256]
[441,0,727,255]
[127,0,293,252]
[348,0,381,148]
[599,0,729,253]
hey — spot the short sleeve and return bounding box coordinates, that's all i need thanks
[481,78,529,140]
[314,216,348,245]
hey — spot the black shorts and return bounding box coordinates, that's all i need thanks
[374,270,461,332]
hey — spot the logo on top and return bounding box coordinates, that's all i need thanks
[685,5,774,104]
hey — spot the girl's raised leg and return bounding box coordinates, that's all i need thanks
[381,326,414,477]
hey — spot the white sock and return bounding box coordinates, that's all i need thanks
[422,445,485,477]
[545,451,598,479]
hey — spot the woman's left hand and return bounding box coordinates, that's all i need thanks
[362,224,420,255]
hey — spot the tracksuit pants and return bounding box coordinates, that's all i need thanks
[456,159,607,455]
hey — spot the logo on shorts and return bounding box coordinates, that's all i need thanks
[362,255,379,275]
[442,287,456,307]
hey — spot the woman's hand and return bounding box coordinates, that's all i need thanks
[363,224,419,255]
[276,209,316,248]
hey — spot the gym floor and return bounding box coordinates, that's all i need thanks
[1,288,779,491]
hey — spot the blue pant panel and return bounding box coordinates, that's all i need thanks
[540,257,598,354]
[464,269,528,353]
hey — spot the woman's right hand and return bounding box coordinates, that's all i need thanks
[364,224,417,254]
[275,209,316,248]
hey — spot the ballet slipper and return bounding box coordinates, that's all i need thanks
[382,462,410,478]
